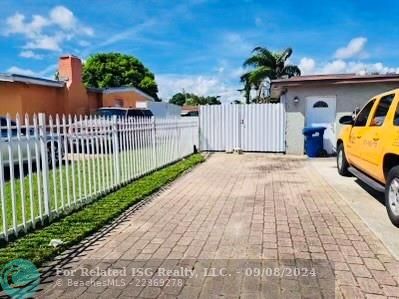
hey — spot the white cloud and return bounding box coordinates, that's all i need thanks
[97,19,157,49]
[24,34,62,51]
[49,6,76,29]
[321,59,347,73]
[6,66,37,76]
[50,6,94,36]
[3,6,93,53]
[5,13,25,34]
[298,57,316,74]
[299,36,399,75]
[156,60,249,103]
[346,62,399,74]
[5,13,49,38]
[156,73,241,103]
[334,37,367,59]
[297,56,399,75]
[19,50,43,59]
[6,64,57,78]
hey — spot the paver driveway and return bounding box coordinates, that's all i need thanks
[40,154,399,298]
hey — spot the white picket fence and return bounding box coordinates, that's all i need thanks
[0,113,199,242]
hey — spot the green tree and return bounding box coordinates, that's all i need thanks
[241,47,301,102]
[239,73,252,104]
[83,53,159,100]
[169,93,186,106]
[203,96,221,105]
[168,92,221,106]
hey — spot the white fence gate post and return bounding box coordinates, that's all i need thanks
[38,113,51,218]
[151,117,157,169]
[112,115,121,185]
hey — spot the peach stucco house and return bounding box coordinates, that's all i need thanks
[0,55,154,116]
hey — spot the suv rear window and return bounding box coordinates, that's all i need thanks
[95,108,153,118]
[127,110,143,117]
[95,109,127,117]
[127,109,153,117]
[141,110,153,117]
[354,99,375,127]
[393,101,399,126]
[371,94,395,126]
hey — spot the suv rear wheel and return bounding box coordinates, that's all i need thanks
[337,143,350,176]
[385,166,399,227]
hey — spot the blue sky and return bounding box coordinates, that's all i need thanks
[1,0,399,102]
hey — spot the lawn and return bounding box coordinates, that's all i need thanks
[0,143,180,239]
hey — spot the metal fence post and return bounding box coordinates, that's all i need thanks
[38,113,51,218]
[151,117,157,169]
[112,115,121,185]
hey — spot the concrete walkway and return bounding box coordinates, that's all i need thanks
[40,154,399,298]
[311,158,399,261]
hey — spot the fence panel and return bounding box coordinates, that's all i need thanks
[0,114,199,242]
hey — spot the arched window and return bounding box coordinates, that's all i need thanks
[313,101,328,108]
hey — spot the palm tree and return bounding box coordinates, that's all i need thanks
[241,47,301,102]
[238,73,252,104]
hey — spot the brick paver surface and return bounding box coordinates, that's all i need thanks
[40,154,399,298]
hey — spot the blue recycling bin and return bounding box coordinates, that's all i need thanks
[302,127,326,157]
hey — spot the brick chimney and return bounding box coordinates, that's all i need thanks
[58,55,83,86]
[58,55,89,114]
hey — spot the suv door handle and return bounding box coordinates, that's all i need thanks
[373,137,380,141]
[356,136,362,139]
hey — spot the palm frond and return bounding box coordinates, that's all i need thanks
[248,66,274,85]
[278,48,293,63]
[243,47,275,68]
[240,72,251,82]
[281,65,301,78]
[243,55,272,68]
[252,47,274,59]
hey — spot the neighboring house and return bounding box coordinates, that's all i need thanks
[271,74,399,155]
[181,105,199,116]
[0,55,154,117]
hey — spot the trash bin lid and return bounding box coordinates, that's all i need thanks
[302,126,326,135]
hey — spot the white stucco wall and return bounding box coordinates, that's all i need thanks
[280,82,399,155]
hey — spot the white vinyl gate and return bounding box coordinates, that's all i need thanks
[199,103,285,152]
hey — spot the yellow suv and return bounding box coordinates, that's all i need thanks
[337,89,399,227]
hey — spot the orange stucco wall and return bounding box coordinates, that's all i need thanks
[102,91,149,108]
[87,92,102,114]
[0,83,22,116]
[0,55,152,118]
[0,81,151,117]
[0,82,64,117]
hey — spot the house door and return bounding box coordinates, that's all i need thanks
[305,96,337,154]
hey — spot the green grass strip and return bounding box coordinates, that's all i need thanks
[0,154,204,266]
[1,147,156,230]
